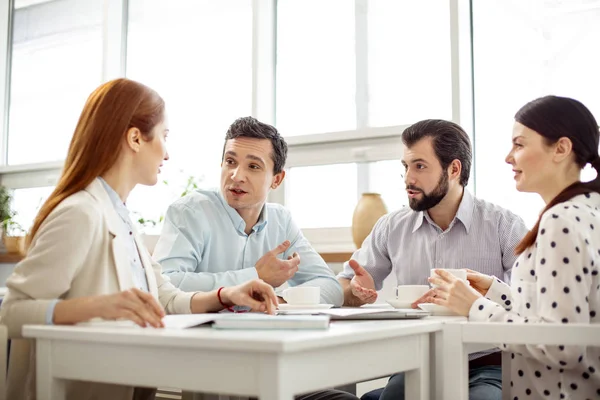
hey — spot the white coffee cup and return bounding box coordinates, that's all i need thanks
[395,285,429,303]
[281,286,320,305]
[429,268,467,288]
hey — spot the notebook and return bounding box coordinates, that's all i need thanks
[212,314,330,330]
[276,308,430,320]
[76,313,330,330]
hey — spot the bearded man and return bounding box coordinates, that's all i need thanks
[337,119,528,400]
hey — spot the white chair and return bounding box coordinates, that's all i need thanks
[440,322,600,400]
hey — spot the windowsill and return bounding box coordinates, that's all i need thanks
[0,249,353,265]
[0,253,24,263]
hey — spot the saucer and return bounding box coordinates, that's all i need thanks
[278,303,334,311]
[386,298,415,309]
[417,303,459,316]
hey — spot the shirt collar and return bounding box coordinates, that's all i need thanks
[455,188,474,233]
[98,177,130,218]
[217,190,268,235]
[411,188,474,234]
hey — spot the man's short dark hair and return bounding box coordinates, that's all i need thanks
[401,119,472,186]
[223,116,288,174]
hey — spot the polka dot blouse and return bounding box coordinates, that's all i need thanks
[469,192,600,399]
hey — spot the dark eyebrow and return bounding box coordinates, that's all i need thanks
[409,158,429,164]
[246,154,266,166]
[225,151,266,166]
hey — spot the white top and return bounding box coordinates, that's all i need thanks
[470,192,600,399]
[23,318,452,353]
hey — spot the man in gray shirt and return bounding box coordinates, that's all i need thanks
[338,119,528,400]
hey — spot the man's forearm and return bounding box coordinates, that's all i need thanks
[164,267,259,292]
[338,278,366,307]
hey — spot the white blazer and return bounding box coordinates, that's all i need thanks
[0,179,196,400]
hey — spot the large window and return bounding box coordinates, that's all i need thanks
[3,0,600,252]
[126,0,253,226]
[472,0,600,227]
[11,186,54,232]
[8,0,103,165]
[286,163,358,229]
[276,0,356,136]
[367,0,452,127]
[286,159,407,229]
[279,0,452,229]
[368,159,407,212]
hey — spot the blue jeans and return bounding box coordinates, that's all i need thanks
[360,366,502,400]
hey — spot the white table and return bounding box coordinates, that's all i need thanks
[440,322,600,400]
[23,318,448,400]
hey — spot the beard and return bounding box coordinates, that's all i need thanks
[407,171,449,211]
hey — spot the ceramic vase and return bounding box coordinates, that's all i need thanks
[351,193,387,248]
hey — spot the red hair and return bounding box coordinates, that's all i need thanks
[27,78,164,248]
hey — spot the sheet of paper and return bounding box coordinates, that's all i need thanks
[277,308,400,316]
[162,314,225,329]
[76,314,223,329]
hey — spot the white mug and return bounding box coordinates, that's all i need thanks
[429,268,467,288]
[395,285,429,303]
[281,286,320,305]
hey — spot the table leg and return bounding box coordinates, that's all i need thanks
[432,330,444,400]
[502,352,511,400]
[258,354,294,400]
[441,323,468,400]
[405,333,430,400]
[36,339,66,400]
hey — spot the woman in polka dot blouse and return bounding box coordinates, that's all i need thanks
[428,96,600,399]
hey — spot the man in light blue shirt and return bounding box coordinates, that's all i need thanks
[153,116,343,307]
[339,120,528,400]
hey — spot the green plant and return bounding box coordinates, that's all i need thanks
[3,219,25,236]
[134,173,203,233]
[0,186,25,237]
[161,173,204,198]
[0,186,14,224]
[135,215,164,230]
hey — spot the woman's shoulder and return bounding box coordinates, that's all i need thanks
[46,189,104,224]
[540,192,600,232]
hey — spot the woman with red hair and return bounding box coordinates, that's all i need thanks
[0,78,278,400]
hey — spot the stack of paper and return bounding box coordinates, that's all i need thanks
[276,308,429,320]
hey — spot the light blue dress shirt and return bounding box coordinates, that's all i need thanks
[153,188,343,306]
[45,178,149,324]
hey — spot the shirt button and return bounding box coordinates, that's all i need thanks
[129,231,132,235]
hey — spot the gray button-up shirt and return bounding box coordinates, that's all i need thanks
[339,189,528,289]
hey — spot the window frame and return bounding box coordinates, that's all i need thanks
[0,0,474,253]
